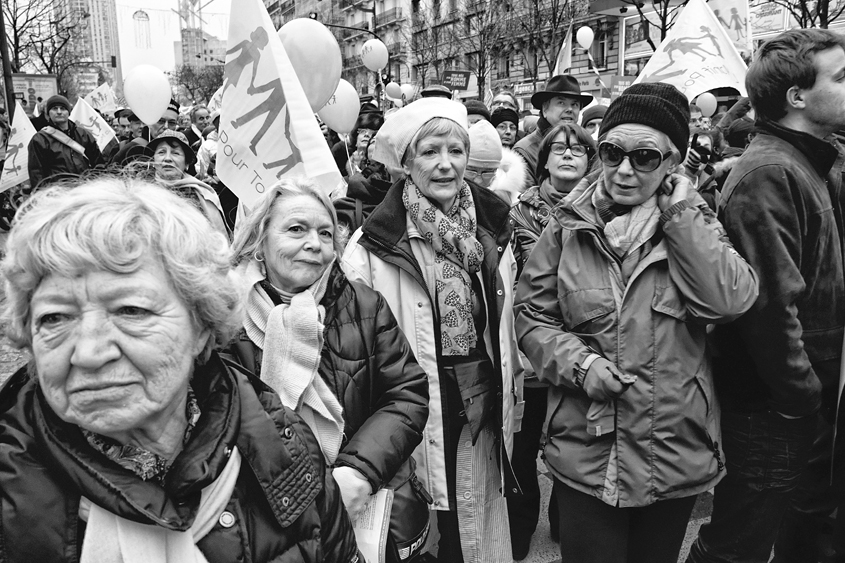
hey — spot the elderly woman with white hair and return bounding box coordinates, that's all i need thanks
[227,177,431,563]
[515,82,759,563]
[0,178,361,562]
[342,98,524,563]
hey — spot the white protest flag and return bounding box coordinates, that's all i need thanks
[708,0,751,56]
[633,0,747,100]
[0,103,37,193]
[553,25,573,76]
[71,97,118,152]
[207,85,224,116]
[84,82,118,114]
[218,0,342,208]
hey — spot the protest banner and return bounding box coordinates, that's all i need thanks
[553,25,573,76]
[218,0,342,209]
[0,102,37,193]
[84,82,118,114]
[708,0,751,55]
[633,0,748,100]
[71,97,118,153]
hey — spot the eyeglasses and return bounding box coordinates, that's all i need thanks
[598,141,672,173]
[550,142,588,157]
[465,167,497,182]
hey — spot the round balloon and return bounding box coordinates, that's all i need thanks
[385,81,402,99]
[123,65,172,125]
[576,26,595,50]
[361,39,389,72]
[318,79,360,134]
[400,83,415,102]
[696,92,718,117]
[279,19,342,112]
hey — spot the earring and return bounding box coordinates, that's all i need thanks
[255,253,264,262]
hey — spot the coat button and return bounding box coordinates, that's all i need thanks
[282,497,291,507]
[434,500,441,506]
[497,290,503,296]
[497,246,503,252]
[218,511,236,528]
[463,491,472,500]
[223,446,232,457]
[284,427,293,439]
[429,439,436,444]
[418,302,424,308]
[464,440,472,448]
[305,472,313,483]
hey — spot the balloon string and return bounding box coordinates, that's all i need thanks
[585,50,611,98]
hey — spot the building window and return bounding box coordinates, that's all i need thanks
[590,23,610,70]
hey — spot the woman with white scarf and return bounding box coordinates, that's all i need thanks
[515,82,759,563]
[0,178,361,562]
[228,177,430,563]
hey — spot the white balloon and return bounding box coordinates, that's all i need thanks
[317,79,360,134]
[400,83,415,102]
[360,39,389,72]
[385,81,402,99]
[696,92,718,118]
[278,19,342,112]
[576,26,595,50]
[123,65,172,125]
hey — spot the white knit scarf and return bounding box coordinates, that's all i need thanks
[79,447,242,563]
[591,177,661,259]
[238,259,344,464]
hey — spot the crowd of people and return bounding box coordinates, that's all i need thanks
[0,26,843,563]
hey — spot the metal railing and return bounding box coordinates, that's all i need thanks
[376,7,403,26]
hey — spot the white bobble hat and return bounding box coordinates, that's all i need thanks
[468,120,503,168]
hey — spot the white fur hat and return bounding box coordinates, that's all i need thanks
[372,98,468,171]
[468,120,503,168]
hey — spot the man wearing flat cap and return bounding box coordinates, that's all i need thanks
[513,75,592,189]
[27,95,103,189]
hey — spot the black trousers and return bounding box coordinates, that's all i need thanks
[507,385,558,544]
[555,479,697,563]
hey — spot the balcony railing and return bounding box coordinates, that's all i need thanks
[344,55,363,68]
[279,0,294,12]
[376,7,403,26]
[387,42,405,56]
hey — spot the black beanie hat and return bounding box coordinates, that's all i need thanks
[45,95,71,113]
[599,82,690,159]
[491,107,519,127]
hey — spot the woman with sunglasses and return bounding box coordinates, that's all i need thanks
[506,122,596,559]
[514,83,758,563]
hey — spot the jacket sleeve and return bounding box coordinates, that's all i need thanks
[719,164,821,416]
[81,129,104,168]
[334,289,429,491]
[294,416,362,562]
[514,218,599,390]
[27,134,47,189]
[661,198,759,322]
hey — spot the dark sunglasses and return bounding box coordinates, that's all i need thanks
[598,141,672,173]
[550,142,588,157]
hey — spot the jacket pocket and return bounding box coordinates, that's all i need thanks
[559,288,615,331]
[652,282,687,321]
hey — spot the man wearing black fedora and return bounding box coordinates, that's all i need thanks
[513,74,593,189]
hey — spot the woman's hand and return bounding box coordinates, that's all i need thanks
[332,466,373,521]
[658,173,692,212]
[582,357,637,401]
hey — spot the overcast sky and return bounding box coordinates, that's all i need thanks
[116,0,231,73]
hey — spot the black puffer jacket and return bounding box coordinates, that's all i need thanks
[0,353,360,562]
[228,264,429,492]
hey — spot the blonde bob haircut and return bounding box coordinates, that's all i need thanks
[230,176,343,267]
[1,177,241,360]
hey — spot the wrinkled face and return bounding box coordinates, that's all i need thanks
[800,46,845,137]
[262,194,336,293]
[30,259,209,440]
[491,94,518,112]
[48,105,69,128]
[153,140,187,179]
[128,119,144,139]
[601,123,677,206]
[192,109,210,130]
[403,133,468,212]
[545,131,590,187]
[150,109,179,138]
[495,121,517,147]
[543,96,581,126]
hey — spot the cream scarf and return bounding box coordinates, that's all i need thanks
[238,259,345,463]
[79,447,242,563]
[591,176,661,259]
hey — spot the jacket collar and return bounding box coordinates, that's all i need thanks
[362,177,512,252]
[756,118,840,177]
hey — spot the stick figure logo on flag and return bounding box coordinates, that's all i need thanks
[218,0,342,209]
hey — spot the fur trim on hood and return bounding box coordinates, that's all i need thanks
[488,148,528,206]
